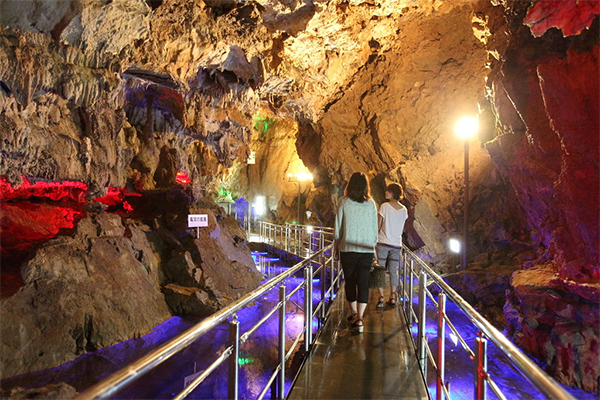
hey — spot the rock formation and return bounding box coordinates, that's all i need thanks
[0,0,598,393]
[0,213,171,378]
[483,1,599,391]
[6,382,77,400]
[0,184,261,379]
[160,198,262,315]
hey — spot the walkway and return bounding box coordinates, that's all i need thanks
[289,287,429,400]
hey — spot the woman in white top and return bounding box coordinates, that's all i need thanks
[375,183,408,308]
[334,172,378,332]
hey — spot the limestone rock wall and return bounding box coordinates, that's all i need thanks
[0,193,261,379]
[0,213,171,379]
[315,2,526,265]
[483,0,599,391]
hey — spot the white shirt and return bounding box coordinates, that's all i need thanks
[377,202,408,247]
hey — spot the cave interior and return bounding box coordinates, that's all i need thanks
[0,0,598,397]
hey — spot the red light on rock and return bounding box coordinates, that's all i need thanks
[176,171,190,185]
[93,187,124,207]
[122,201,133,212]
[0,176,88,202]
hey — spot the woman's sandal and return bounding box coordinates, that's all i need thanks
[351,318,364,333]
[376,296,385,309]
[347,313,357,322]
[388,293,397,307]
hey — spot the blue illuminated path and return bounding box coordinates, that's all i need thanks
[288,287,429,399]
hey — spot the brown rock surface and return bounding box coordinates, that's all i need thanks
[7,382,77,400]
[161,204,262,315]
[0,213,172,379]
[506,264,600,392]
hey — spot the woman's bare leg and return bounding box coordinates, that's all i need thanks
[357,302,367,322]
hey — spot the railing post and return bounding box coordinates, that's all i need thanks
[281,225,284,248]
[437,292,447,400]
[246,203,251,236]
[330,252,335,303]
[336,258,342,292]
[309,263,313,341]
[400,251,406,303]
[295,227,299,256]
[228,315,240,400]
[304,266,313,352]
[278,285,286,400]
[408,259,414,326]
[474,332,488,400]
[417,270,428,375]
[320,257,326,322]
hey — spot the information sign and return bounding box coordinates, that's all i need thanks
[188,214,209,228]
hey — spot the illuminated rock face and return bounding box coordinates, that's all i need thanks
[0,0,598,391]
[484,1,599,392]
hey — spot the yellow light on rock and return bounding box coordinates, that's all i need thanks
[287,167,313,224]
[295,171,313,182]
[454,116,479,139]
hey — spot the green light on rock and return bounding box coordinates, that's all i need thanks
[217,187,234,203]
[253,116,275,137]
[239,357,254,365]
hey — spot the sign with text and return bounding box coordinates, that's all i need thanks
[188,214,209,228]
[247,150,256,164]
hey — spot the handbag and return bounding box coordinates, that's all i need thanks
[368,259,386,288]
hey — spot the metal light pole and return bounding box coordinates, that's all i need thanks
[293,181,301,224]
[455,117,478,270]
[287,171,313,225]
[463,139,469,271]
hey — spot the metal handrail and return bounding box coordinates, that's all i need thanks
[75,218,572,400]
[401,246,575,400]
[76,225,339,400]
[259,221,334,259]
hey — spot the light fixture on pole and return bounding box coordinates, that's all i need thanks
[454,116,478,269]
[287,171,313,224]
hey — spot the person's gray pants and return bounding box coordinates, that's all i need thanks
[376,243,401,288]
